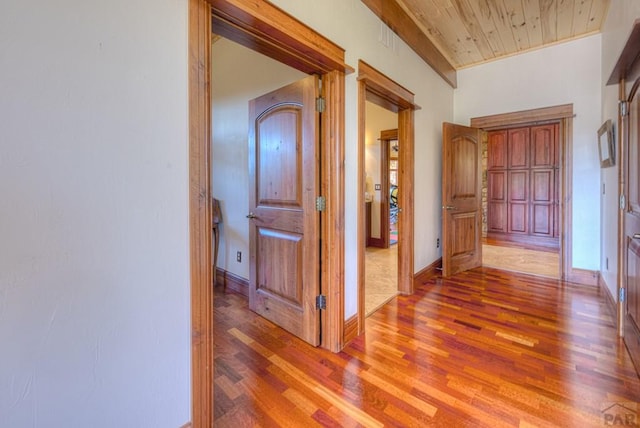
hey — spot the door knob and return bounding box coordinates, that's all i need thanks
[246,212,257,219]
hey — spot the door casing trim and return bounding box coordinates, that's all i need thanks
[190,0,350,426]
[357,60,417,336]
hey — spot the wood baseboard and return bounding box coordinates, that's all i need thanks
[180,422,192,428]
[343,315,359,345]
[598,273,618,325]
[566,268,599,286]
[216,268,249,297]
[413,258,442,286]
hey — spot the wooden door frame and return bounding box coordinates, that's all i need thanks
[380,128,398,249]
[471,104,575,282]
[608,19,640,337]
[189,0,352,426]
[356,60,417,336]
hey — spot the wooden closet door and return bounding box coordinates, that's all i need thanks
[487,130,508,233]
[507,128,530,235]
[530,124,559,238]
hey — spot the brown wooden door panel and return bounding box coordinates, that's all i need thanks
[531,124,558,168]
[532,170,553,202]
[487,170,507,233]
[532,205,553,236]
[488,202,507,233]
[443,123,483,277]
[508,170,528,202]
[488,130,507,169]
[249,75,320,346]
[508,203,528,234]
[508,128,530,169]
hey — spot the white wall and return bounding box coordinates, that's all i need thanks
[0,1,190,426]
[211,39,306,279]
[364,102,398,239]
[600,1,640,299]
[454,34,603,271]
[269,0,454,318]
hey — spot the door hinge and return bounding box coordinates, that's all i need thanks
[620,287,626,303]
[620,100,629,117]
[316,97,326,113]
[316,295,327,310]
[620,194,626,210]
[316,196,326,211]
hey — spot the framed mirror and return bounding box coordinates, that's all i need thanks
[598,119,615,168]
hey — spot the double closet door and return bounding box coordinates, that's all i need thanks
[487,123,559,249]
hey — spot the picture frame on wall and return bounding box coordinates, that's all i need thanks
[598,119,615,168]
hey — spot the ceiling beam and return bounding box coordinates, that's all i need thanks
[361,0,457,88]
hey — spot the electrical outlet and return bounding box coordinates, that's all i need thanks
[236,251,242,263]
[375,184,381,190]
[436,238,440,248]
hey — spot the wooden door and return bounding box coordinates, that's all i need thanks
[248,75,320,346]
[624,94,640,371]
[442,123,484,277]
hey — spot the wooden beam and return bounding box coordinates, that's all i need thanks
[361,0,457,88]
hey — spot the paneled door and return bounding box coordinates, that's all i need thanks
[624,93,640,371]
[442,123,484,277]
[248,75,320,346]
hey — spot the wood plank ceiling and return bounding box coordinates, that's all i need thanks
[395,0,610,69]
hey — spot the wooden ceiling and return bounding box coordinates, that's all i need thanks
[363,0,610,87]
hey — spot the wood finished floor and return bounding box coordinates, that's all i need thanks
[214,267,640,427]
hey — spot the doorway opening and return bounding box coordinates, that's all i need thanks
[364,105,398,316]
[355,60,418,337]
[189,1,352,425]
[470,104,574,281]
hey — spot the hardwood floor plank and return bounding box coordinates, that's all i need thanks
[215,267,640,426]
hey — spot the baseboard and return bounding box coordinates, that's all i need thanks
[598,273,618,324]
[413,258,442,286]
[180,422,192,428]
[566,268,599,286]
[217,268,249,297]
[343,315,359,345]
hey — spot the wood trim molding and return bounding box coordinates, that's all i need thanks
[470,104,574,130]
[209,0,353,75]
[216,268,249,297]
[189,1,213,427]
[397,108,415,295]
[320,70,346,352]
[357,78,367,336]
[607,19,640,85]
[413,258,442,286]
[360,0,457,88]
[180,422,192,428]
[358,60,418,110]
[561,117,573,282]
[567,268,599,287]
[343,315,359,345]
